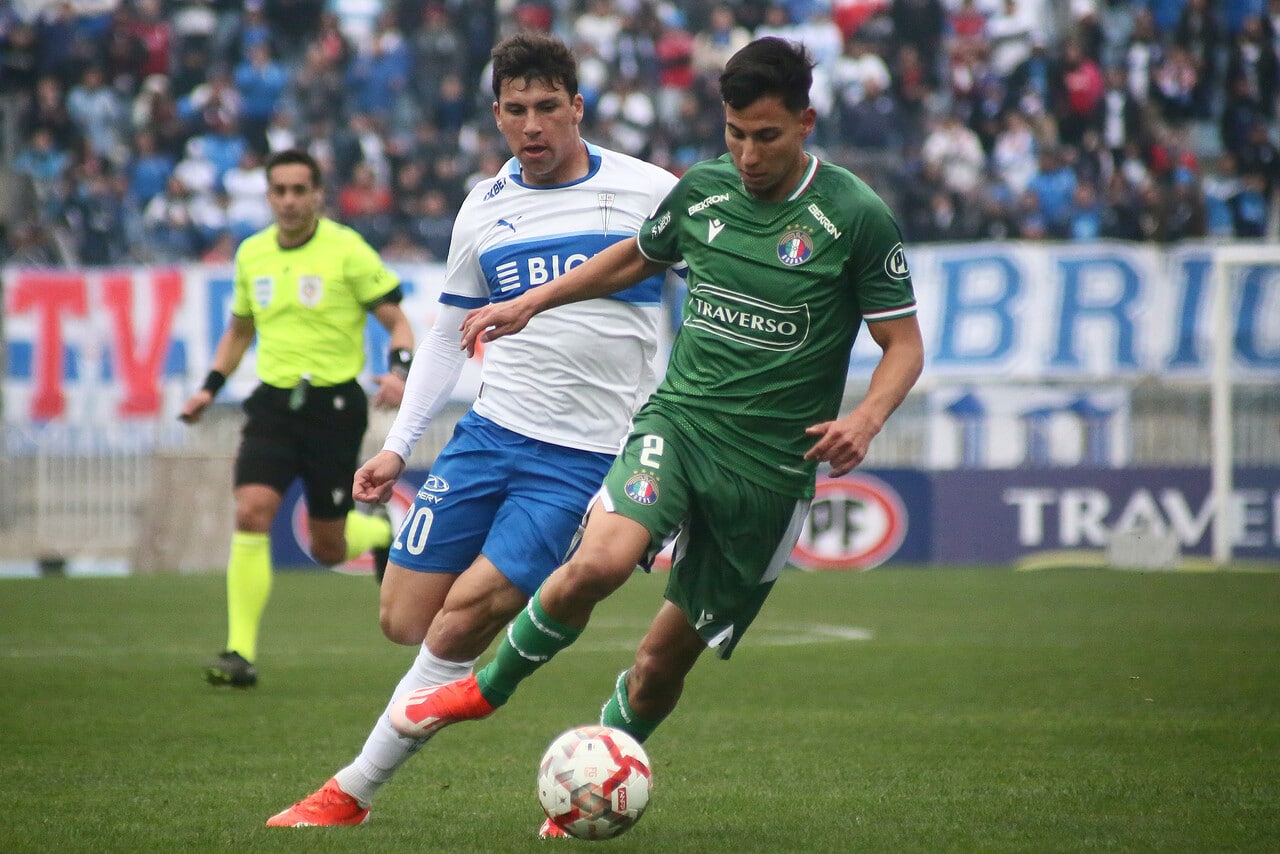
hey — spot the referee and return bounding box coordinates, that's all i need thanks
[180,148,415,688]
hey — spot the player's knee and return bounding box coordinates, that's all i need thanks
[380,605,427,646]
[309,540,346,566]
[559,548,633,601]
[233,504,273,532]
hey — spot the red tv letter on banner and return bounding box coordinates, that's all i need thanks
[102,270,183,415]
[10,272,89,420]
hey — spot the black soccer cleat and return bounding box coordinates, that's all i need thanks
[205,650,258,688]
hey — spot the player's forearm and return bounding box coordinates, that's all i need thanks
[854,327,924,429]
[382,306,468,460]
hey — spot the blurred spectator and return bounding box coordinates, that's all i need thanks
[178,63,241,135]
[345,14,411,121]
[892,0,947,63]
[1123,8,1164,103]
[35,1,100,85]
[652,12,694,129]
[4,220,59,266]
[1100,64,1144,159]
[64,166,129,265]
[692,5,751,77]
[614,7,659,85]
[1229,171,1269,236]
[1066,180,1105,239]
[596,75,656,158]
[991,111,1039,196]
[13,127,71,214]
[1225,14,1277,119]
[411,3,466,111]
[264,0,325,63]
[1056,39,1106,144]
[1202,152,1242,237]
[1174,0,1222,119]
[66,65,127,163]
[338,160,393,247]
[0,20,40,95]
[380,228,432,262]
[234,43,288,153]
[921,111,986,198]
[575,0,621,66]
[125,129,176,207]
[842,77,903,150]
[201,230,238,263]
[198,112,248,185]
[174,136,218,197]
[1028,145,1080,235]
[103,7,149,93]
[1150,44,1200,126]
[286,42,348,127]
[986,0,1037,78]
[143,175,205,261]
[402,188,452,259]
[222,149,270,240]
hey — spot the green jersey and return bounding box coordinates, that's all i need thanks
[636,153,916,497]
[232,218,399,388]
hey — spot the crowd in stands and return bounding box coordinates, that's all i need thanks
[1,0,1278,266]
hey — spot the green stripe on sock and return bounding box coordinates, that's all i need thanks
[477,590,581,707]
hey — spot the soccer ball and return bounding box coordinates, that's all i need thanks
[536,724,652,840]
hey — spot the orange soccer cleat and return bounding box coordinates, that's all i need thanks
[388,674,495,738]
[265,778,369,827]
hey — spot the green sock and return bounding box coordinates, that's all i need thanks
[343,509,391,561]
[476,589,581,707]
[225,531,271,662]
[599,669,665,744]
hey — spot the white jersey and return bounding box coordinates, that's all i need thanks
[440,142,677,454]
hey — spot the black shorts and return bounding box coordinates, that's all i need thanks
[234,380,368,519]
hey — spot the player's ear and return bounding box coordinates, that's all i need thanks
[492,101,502,129]
[800,106,817,139]
[572,93,584,124]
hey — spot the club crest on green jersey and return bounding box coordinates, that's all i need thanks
[624,472,659,505]
[777,229,814,267]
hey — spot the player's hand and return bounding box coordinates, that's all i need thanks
[459,298,536,356]
[803,412,880,478]
[353,450,406,504]
[371,372,406,409]
[178,390,213,424]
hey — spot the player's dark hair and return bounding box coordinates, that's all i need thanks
[490,32,579,100]
[265,148,322,187]
[719,37,814,113]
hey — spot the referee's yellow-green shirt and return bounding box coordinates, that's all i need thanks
[231,218,399,388]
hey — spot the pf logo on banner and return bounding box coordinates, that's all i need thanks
[793,474,908,570]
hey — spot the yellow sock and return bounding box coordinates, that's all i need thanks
[225,531,271,663]
[343,509,392,561]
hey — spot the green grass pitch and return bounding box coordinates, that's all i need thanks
[2,566,1278,852]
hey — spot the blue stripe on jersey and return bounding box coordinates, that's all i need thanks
[439,293,489,309]
[479,232,661,305]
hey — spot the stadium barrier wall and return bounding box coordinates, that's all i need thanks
[2,242,1278,572]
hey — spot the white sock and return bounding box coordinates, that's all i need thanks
[333,644,475,807]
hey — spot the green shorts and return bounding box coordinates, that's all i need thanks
[599,409,809,658]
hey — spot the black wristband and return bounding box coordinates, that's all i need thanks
[201,370,227,397]
[389,347,413,378]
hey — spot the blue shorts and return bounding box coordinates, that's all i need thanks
[389,411,614,596]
